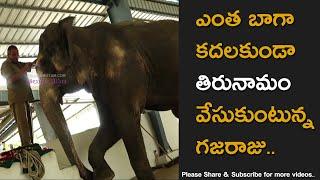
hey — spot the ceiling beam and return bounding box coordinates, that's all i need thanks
[146,0,179,7]
[0,42,38,45]
[0,3,106,17]
[0,24,43,30]
[131,7,177,17]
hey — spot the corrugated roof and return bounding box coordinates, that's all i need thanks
[0,0,179,58]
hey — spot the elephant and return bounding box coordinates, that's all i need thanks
[35,17,178,180]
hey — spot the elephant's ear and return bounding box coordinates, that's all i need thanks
[56,17,75,70]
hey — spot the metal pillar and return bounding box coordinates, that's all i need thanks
[106,0,172,154]
[148,111,172,154]
[33,101,57,142]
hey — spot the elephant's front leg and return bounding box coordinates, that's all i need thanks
[89,100,120,180]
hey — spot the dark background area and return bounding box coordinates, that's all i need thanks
[180,0,320,177]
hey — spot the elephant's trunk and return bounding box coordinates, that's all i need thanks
[39,84,91,179]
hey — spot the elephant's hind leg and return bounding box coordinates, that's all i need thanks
[89,101,120,180]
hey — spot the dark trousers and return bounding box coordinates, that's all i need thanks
[10,102,33,146]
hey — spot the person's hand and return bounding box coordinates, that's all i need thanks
[27,63,33,68]
[24,63,33,71]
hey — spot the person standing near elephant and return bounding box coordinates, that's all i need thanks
[1,45,36,146]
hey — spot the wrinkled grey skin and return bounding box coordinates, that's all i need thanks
[36,17,178,180]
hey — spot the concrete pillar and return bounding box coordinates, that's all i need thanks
[107,0,133,23]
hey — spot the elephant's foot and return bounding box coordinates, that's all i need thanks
[135,170,155,180]
[80,168,94,180]
[132,162,155,180]
[93,168,115,180]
